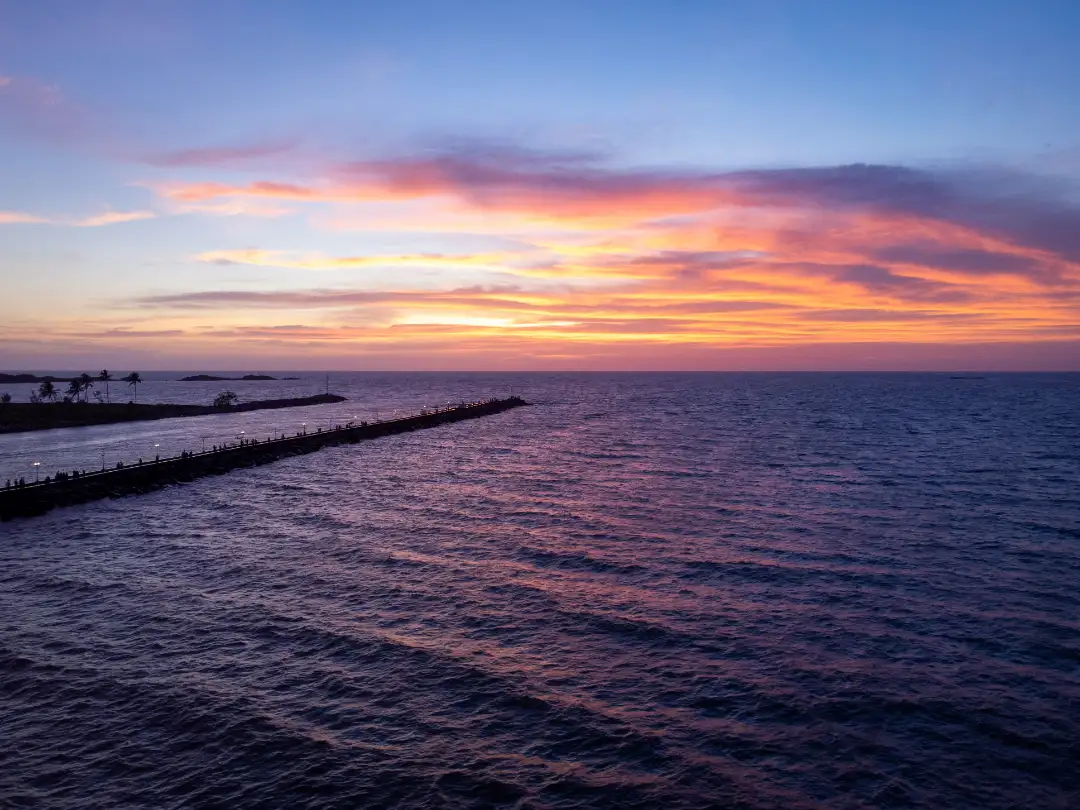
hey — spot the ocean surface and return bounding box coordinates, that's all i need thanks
[1,372,1078,809]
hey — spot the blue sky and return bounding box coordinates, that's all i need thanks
[5,0,1077,164]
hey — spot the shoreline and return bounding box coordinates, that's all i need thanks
[0,394,347,434]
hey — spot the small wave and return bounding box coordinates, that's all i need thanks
[516,545,647,576]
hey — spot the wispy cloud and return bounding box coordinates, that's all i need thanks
[0,209,157,227]
[75,328,186,338]
[169,199,296,218]
[0,210,49,224]
[195,248,532,272]
[72,210,157,227]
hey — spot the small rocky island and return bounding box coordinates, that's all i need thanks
[178,374,279,381]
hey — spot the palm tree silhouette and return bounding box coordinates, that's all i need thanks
[123,372,142,402]
[67,378,82,403]
[38,380,57,403]
[78,373,94,403]
[99,369,112,403]
[213,390,239,408]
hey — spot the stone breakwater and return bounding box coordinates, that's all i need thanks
[0,397,528,521]
[0,393,348,434]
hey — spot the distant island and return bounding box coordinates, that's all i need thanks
[0,373,69,384]
[0,393,346,434]
[179,374,280,381]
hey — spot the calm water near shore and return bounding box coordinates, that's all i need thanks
[2,373,1078,809]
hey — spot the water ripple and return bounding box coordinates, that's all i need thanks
[2,372,1079,808]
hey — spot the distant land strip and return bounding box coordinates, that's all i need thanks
[0,373,297,383]
[0,394,346,434]
[0,397,528,521]
[0,373,87,384]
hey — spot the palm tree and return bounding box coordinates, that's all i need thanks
[99,369,112,403]
[213,390,240,408]
[123,371,142,403]
[67,378,82,403]
[78,373,94,403]
[38,380,57,403]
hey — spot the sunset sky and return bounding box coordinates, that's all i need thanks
[1,0,1079,370]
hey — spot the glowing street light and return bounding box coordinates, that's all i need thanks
[32,461,41,483]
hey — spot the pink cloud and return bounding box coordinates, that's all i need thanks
[72,210,156,227]
[0,210,48,224]
[170,199,295,218]
[0,209,156,227]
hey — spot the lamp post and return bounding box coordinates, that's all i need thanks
[301,422,307,435]
[32,461,40,483]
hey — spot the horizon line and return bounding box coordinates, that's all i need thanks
[3,369,1080,375]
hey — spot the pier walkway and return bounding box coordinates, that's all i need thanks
[0,396,527,521]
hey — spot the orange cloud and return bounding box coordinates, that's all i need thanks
[24,149,1074,367]
[154,155,738,228]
